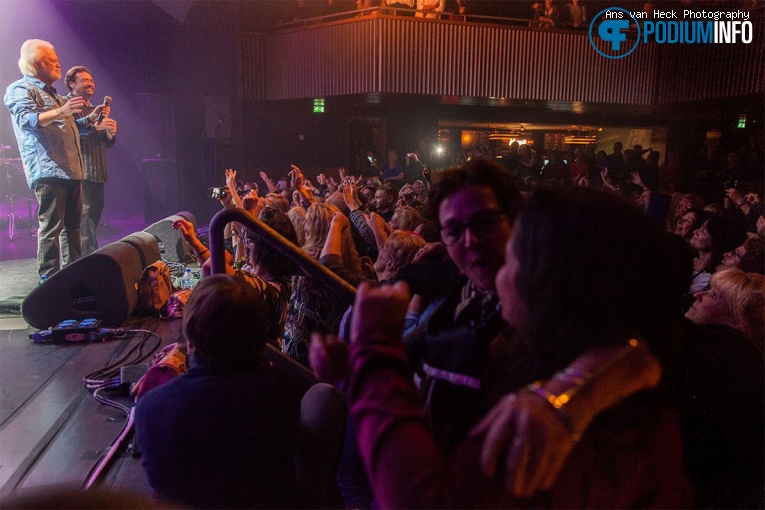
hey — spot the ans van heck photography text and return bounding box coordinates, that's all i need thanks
[606,9,751,21]
[604,7,754,44]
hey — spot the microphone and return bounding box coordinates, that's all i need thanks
[96,96,112,124]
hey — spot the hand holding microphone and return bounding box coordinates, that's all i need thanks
[95,95,112,124]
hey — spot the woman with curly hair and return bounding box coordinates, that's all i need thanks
[282,202,362,366]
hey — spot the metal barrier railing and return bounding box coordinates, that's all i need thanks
[208,207,357,305]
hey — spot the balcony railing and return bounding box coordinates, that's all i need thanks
[241,9,763,105]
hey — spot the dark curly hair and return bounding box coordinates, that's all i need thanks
[64,65,90,92]
[428,158,521,227]
[247,208,299,277]
[511,185,690,376]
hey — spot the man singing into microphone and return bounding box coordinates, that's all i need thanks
[4,39,109,277]
[64,66,117,256]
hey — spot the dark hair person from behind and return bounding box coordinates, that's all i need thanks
[183,274,269,370]
[509,184,690,373]
[135,274,302,509]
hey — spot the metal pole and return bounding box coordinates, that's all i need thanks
[208,207,357,305]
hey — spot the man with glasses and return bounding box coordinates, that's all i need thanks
[402,158,521,451]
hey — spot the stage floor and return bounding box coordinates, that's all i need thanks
[0,214,181,504]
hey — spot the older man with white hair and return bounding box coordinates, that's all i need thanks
[4,39,108,277]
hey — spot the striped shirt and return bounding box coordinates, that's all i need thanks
[65,93,116,183]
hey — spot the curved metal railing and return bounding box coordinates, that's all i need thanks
[208,207,357,305]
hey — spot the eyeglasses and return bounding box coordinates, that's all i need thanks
[724,250,744,261]
[440,210,505,246]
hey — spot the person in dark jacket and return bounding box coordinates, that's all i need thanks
[135,274,303,509]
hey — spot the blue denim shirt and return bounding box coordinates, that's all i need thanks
[4,75,90,188]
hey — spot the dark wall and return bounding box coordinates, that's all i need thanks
[173,1,240,223]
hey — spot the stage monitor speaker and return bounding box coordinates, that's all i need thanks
[22,232,161,330]
[143,211,197,263]
[141,159,180,224]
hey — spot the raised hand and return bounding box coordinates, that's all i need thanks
[172,218,197,242]
[365,211,388,233]
[242,191,264,215]
[309,333,350,384]
[330,210,350,231]
[342,179,358,210]
[289,165,304,187]
[350,281,410,344]
[225,168,237,187]
[92,104,110,122]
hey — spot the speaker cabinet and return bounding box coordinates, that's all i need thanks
[143,211,197,263]
[21,232,160,329]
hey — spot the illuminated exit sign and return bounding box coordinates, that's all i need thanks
[737,114,746,129]
[313,98,325,113]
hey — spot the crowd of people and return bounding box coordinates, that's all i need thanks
[134,134,764,508]
[6,36,764,510]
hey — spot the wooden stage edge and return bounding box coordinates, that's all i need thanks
[0,315,184,503]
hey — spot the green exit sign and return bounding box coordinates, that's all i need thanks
[313,98,325,113]
[737,114,746,129]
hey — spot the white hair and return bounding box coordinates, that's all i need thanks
[18,39,54,76]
